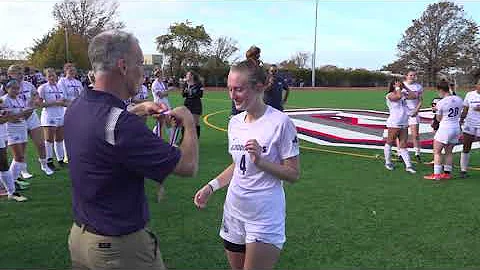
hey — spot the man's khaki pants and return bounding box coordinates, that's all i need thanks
[68,223,166,270]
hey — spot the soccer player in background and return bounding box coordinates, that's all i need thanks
[459,79,480,178]
[38,68,67,176]
[7,65,48,179]
[424,81,463,180]
[403,69,424,161]
[383,79,417,173]
[193,58,300,270]
[182,70,203,138]
[57,63,83,167]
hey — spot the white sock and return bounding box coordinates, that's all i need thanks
[9,160,21,180]
[63,140,68,159]
[399,149,412,168]
[38,158,48,169]
[384,144,392,164]
[434,164,443,175]
[0,170,15,195]
[415,148,421,156]
[461,152,470,172]
[444,165,452,172]
[54,141,65,161]
[45,141,54,160]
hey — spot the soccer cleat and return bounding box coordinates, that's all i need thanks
[14,182,28,191]
[15,179,30,186]
[41,166,54,176]
[406,167,416,174]
[8,192,28,202]
[424,173,442,180]
[385,163,394,171]
[20,171,33,179]
[440,173,451,180]
[47,160,59,171]
[459,171,468,179]
[58,160,68,168]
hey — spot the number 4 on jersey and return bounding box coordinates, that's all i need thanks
[239,154,246,175]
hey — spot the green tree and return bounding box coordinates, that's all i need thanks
[390,1,478,86]
[53,0,124,40]
[155,21,211,78]
[28,28,89,70]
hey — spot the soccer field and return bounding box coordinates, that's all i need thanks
[2,88,480,269]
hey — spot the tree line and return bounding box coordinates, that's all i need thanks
[2,0,479,87]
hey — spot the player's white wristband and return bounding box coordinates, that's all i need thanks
[207,178,221,192]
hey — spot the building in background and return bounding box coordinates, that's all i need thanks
[143,54,163,77]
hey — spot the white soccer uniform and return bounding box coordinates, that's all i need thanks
[58,77,83,112]
[385,93,408,128]
[38,83,65,127]
[403,82,423,125]
[0,87,7,147]
[434,95,463,145]
[220,106,300,249]
[1,94,28,145]
[462,91,480,137]
[19,81,41,130]
[152,79,171,109]
[124,85,149,106]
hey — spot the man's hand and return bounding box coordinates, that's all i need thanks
[128,101,168,117]
[169,106,194,128]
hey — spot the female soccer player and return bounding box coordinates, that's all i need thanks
[193,59,300,270]
[424,81,463,180]
[2,79,37,191]
[384,79,416,173]
[403,69,424,161]
[38,68,66,176]
[459,79,480,178]
[7,65,48,178]
[0,80,27,202]
[182,71,203,138]
[152,69,172,138]
[57,63,83,166]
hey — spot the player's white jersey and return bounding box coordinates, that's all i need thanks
[0,87,6,140]
[1,94,28,130]
[403,82,423,112]
[385,94,408,127]
[135,85,149,101]
[19,81,37,106]
[152,79,170,107]
[38,82,65,117]
[58,77,83,101]
[436,95,463,128]
[463,90,480,127]
[224,106,300,225]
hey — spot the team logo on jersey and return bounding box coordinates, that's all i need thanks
[285,108,479,153]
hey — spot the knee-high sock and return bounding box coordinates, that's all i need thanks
[38,158,48,169]
[54,141,65,161]
[45,141,54,160]
[384,144,392,165]
[399,148,412,168]
[461,152,470,172]
[63,140,68,161]
[0,170,15,195]
[9,160,22,181]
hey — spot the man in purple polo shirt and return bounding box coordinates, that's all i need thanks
[65,30,199,270]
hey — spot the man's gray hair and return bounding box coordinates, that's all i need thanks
[88,30,139,73]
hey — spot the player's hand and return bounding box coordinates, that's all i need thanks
[245,139,262,165]
[169,106,194,128]
[193,185,213,209]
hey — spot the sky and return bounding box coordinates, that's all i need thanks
[1,0,480,70]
